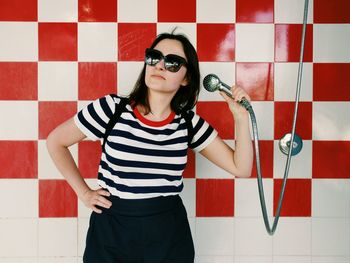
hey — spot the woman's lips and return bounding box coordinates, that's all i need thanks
[151,74,165,80]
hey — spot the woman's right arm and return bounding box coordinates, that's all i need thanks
[46,117,112,213]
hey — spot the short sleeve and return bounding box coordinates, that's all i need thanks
[74,94,120,141]
[188,111,218,152]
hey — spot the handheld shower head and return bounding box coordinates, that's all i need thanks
[203,74,222,92]
[202,73,252,110]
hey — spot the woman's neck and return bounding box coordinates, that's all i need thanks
[139,92,174,121]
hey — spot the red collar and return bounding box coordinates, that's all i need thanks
[133,106,175,127]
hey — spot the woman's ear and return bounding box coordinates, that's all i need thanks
[181,76,188,86]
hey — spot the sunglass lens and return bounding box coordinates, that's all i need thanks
[165,55,185,72]
[164,60,181,72]
[145,49,161,66]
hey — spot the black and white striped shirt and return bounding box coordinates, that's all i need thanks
[74,94,217,199]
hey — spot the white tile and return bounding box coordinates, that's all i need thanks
[78,23,117,62]
[198,62,236,101]
[0,22,38,61]
[273,256,311,263]
[38,258,77,263]
[234,256,272,263]
[0,179,38,218]
[195,218,234,256]
[235,178,273,217]
[180,178,196,217]
[312,180,350,217]
[38,62,78,101]
[312,256,350,263]
[117,61,144,96]
[39,140,78,179]
[275,0,313,23]
[249,101,274,140]
[274,140,312,179]
[313,102,350,140]
[77,100,92,111]
[118,0,157,22]
[235,24,274,62]
[235,218,273,255]
[38,0,78,22]
[195,255,234,263]
[312,218,350,256]
[0,101,38,140]
[197,0,235,23]
[77,218,89,257]
[196,140,235,179]
[38,218,78,257]
[77,179,99,218]
[273,217,311,255]
[274,62,313,101]
[0,219,37,257]
[0,258,38,263]
[157,23,197,49]
[314,24,350,62]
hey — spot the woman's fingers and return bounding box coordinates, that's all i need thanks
[97,188,111,197]
[82,188,112,212]
[92,206,103,214]
[231,86,250,102]
[95,195,112,209]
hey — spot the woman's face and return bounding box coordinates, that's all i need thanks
[145,39,188,96]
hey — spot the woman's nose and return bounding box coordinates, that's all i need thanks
[154,59,165,70]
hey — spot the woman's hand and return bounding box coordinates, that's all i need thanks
[220,86,251,120]
[80,188,112,214]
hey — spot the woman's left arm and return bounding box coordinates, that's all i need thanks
[199,86,253,178]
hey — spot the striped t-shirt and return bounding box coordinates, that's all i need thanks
[74,94,218,199]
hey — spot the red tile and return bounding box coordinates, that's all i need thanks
[78,62,117,100]
[183,149,195,178]
[118,23,157,61]
[0,0,37,21]
[39,101,77,139]
[314,0,350,23]
[197,24,235,62]
[157,0,196,22]
[274,179,311,217]
[78,0,117,22]
[196,179,234,217]
[0,141,37,179]
[196,101,234,140]
[236,63,274,101]
[0,62,37,100]
[274,102,312,140]
[39,180,78,217]
[39,23,77,61]
[251,140,273,179]
[236,0,274,23]
[313,63,350,101]
[78,141,101,179]
[313,141,350,179]
[275,24,313,62]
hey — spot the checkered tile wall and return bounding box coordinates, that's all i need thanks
[0,0,349,262]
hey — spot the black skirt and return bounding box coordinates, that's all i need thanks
[83,194,195,263]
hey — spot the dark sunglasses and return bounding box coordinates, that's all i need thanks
[145,48,187,73]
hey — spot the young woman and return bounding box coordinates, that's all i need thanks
[46,32,253,262]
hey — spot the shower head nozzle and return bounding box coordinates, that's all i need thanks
[203,74,221,92]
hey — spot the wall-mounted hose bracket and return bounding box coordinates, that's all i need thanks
[279,133,303,156]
